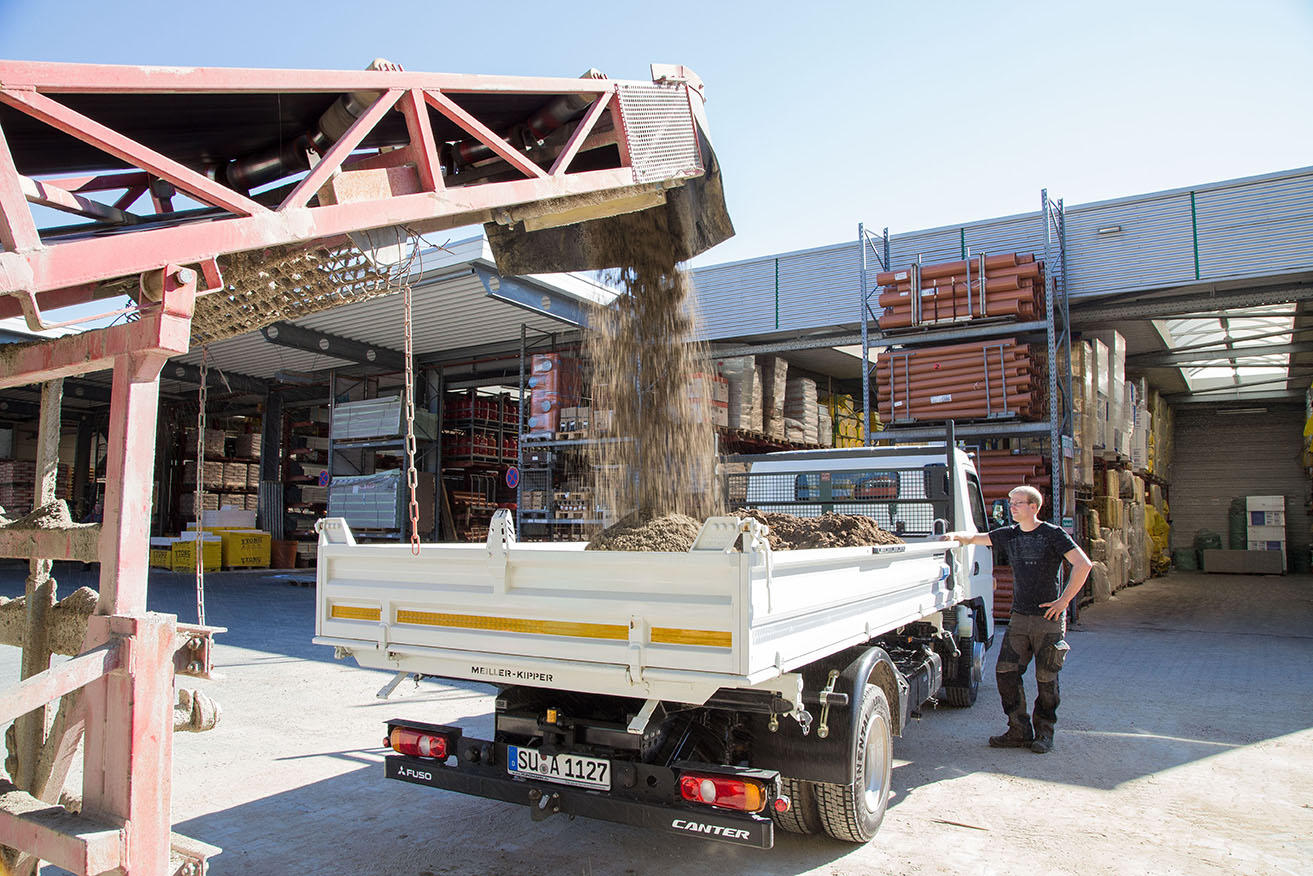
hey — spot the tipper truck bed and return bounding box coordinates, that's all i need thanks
[315,444,995,847]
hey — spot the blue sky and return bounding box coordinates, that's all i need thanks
[1,0,1310,268]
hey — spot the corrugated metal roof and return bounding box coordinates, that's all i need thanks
[692,165,1313,341]
[1065,192,1197,297]
[777,243,860,331]
[688,257,777,337]
[1196,172,1313,280]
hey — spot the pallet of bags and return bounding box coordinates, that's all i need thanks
[715,356,763,432]
[784,377,818,444]
[758,355,788,440]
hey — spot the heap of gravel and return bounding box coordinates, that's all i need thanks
[586,509,903,552]
[733,509,904,550]
[585,510,704,552]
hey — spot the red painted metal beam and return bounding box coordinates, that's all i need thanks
[424,89,548,180]
[0,123,41,252]
[0,89,266,217]
[0,166,640,304]
[82,613,177,874]
[20,175,136,224]
[0,59,617,96]
[399,88,443,193]
[0,781,123,876]
[550,91,614,177]
[0,284,193,388]
[279,89,403,210]
[0,642,121,728]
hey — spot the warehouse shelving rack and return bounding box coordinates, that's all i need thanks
[858,189,1072,526]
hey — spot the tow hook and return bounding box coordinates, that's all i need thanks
[528,788,561,821]
[817,670,841,739]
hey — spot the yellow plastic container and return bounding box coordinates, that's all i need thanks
[149,537,174,569]
[218,530,271,568]
[171,535,221,573]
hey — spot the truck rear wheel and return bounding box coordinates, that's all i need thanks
[772,776,822,835]
[815,683,892,843]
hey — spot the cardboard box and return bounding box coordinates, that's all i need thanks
[1248,510,1284,526]
[1247,495,1284,512]
[1247,524,1286,542]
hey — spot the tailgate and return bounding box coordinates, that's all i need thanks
[313,518,749,696]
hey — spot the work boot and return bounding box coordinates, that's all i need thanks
[988,727,1034,748]
[1030,735,1053,754]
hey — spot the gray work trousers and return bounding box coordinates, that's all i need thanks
[996,612,1069,739]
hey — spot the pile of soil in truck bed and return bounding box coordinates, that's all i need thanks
[586,509,903,552]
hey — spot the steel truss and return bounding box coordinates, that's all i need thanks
[0,58,714,875]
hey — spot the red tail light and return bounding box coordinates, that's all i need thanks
[388,726,449,759]
[678,773,767,813]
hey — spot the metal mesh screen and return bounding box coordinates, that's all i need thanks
[190,243,392,345]
[615,83,701,184]
[725,466,946,536]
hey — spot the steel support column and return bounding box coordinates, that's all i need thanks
[15,379,62,793]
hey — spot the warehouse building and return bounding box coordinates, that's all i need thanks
[1,164,1311,594]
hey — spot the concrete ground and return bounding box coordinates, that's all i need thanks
[1,562,1310,876]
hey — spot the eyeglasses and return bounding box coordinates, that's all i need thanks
[1008,500,1033,507]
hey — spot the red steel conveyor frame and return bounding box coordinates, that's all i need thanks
[0,58,712,875]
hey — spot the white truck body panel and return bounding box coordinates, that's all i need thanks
[315,514,970,706]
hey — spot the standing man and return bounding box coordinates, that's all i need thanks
[945,485,1092,754]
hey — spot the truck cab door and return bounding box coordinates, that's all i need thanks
[964,472,994,621]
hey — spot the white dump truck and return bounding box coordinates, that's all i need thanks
[314,442,995,847]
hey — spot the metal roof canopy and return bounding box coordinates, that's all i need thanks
[173,236,610,386]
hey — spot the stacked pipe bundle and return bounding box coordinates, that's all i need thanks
[876,338,1046,423]
[526,353,582,436]
[974,449,1050,509]
[875,253,1045,331]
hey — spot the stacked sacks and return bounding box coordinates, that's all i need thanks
[817,405,833,448]
[715,355,763,432]
[784,377,819,445]
[759,355,789,440]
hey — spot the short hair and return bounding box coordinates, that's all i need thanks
[1009,485,1043,508]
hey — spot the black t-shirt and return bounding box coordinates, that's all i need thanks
[989,522,1079,615]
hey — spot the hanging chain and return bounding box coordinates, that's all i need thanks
[402,273,421,556]
[194,345,209,625]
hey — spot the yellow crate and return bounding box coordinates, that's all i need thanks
[218,530,271,568]
[171,536,221,573]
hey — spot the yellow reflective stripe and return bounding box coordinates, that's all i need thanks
[650,627,732,648]
[330,604,381,621]
[395,610,628,641]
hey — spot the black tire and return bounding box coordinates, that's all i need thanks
[772,775,823,835]
[942,637,984,707]
[814,683,892,843]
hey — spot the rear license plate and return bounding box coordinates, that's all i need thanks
[508,746,610,790]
